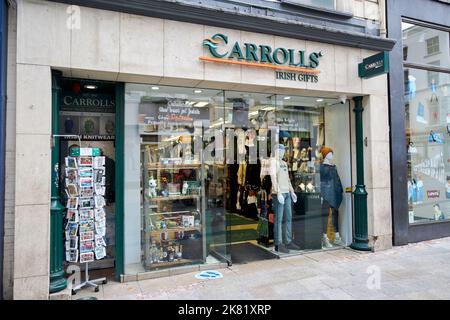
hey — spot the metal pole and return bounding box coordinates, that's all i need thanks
[350,96,371,251]
[49,70,67,293]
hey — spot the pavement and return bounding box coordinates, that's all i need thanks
[71,237,450,300]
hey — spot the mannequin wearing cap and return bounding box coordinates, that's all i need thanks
[319,146,344,248]
[269,144,301,253]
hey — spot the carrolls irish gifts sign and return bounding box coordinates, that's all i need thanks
[200,33,323,83]
[358,51,389,79]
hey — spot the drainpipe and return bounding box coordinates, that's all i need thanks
[350,96,371,251]
[0,0,8,300]
[49,70,67,293]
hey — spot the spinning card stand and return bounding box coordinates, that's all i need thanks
[59,136,109,295]
[72,262,107,294]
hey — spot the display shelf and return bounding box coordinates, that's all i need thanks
[147,195,200,202]
[148,210,191,216]
[142,141,206,272]
[150,226,201,235]
[146,163,201,170]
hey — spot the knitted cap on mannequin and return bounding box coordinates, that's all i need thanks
[320,146,333,159]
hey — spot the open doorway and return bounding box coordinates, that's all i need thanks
[59,78,117,283]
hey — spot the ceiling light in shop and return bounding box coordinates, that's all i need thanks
[316,99,324,102]
[194,89,203,93]
[151,86,160,90]
[194,102,209,107]
[84,84,98,90]
[283,96,291,100]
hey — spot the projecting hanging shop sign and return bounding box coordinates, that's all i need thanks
[358,51,389,79]
[200,33,323,83]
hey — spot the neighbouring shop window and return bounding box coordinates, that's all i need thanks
[123,84,352,275]
[403,21,450,224]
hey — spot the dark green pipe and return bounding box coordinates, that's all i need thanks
[350,96,371,251]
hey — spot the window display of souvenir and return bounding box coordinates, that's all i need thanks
[142,140,204,270]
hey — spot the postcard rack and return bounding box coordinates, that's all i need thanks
[64,147,108,294]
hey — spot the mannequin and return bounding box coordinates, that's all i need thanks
[319,146,344,248]
[269,144,300,253]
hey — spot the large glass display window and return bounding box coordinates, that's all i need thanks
[124,84,353,275]
[403,21,450,224]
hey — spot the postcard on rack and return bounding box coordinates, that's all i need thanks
[66,209,79,223]
[95,235,107,247]
[66,197,79,209]
[79,220,95,233]
[93,156,105,169]
[66,184,79,198]
[93,169,105,184]
[65,169,78,185]
[95,224,106,237]
[65,157,78,169]
[79,197,94,209]
[95,217,106,229]
[65,236,78,251]
[80,240,94,253]
[94,207,106,221]
[80,231,95,242]
[94,246,106,260]
[80,252,95,263]
[80,187,94,198]
[78,156,93,167]
[79,167,93,178]
[79,177,93,188]
[79,209,94,221]
[94,183,106,196]
[66,250,79,263]
[94,195,106,208]
[65,222,79,238]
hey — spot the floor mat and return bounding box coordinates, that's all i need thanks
[226,213,258,226]
[228,242,278,264]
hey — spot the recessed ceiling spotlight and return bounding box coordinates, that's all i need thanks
[84,84,98,90]
[316,98,324,102]
[194,102,209,107]
[194,89,203,94]
[284,96,291,100]
[151,86,160,90]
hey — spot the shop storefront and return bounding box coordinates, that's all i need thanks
[388,0,450,245]
[8,0,395,299]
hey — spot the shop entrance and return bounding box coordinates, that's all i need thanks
[59,78,117,281]
[219,92,353,261]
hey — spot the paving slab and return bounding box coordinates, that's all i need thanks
[80,237,450,300]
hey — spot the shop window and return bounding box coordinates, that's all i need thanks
[405,68,450,224]
[123,85,352,275]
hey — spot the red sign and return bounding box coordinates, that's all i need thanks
[427,190,440,198]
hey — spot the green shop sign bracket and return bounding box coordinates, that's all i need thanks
[358,51,389,79]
